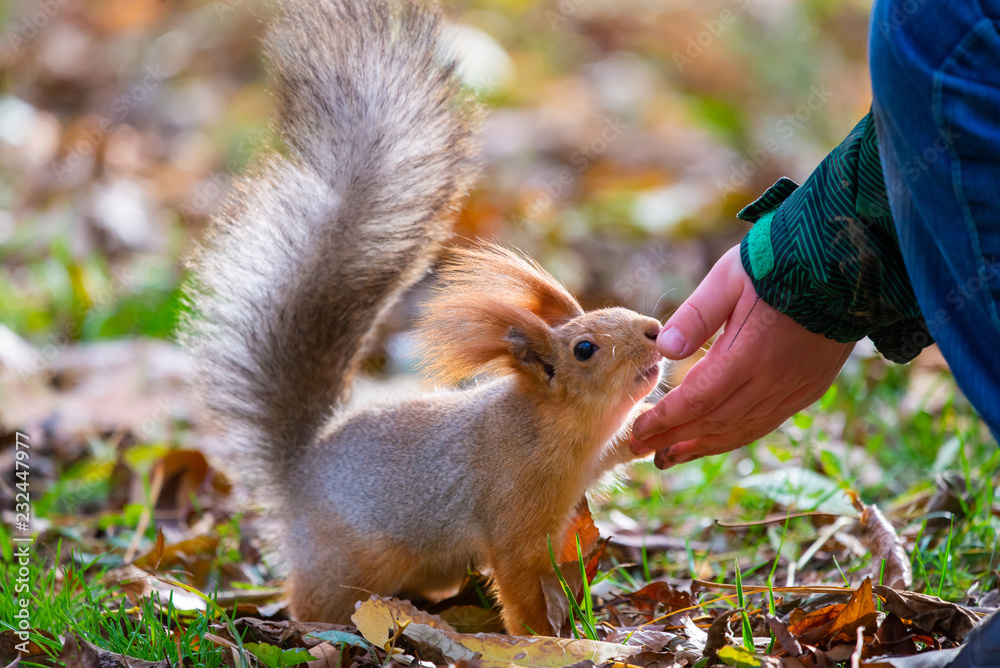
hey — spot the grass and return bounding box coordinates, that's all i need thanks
[0,544,237,668]
[547,535,600,640]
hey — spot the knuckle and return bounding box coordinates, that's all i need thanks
[682,301,711,341]
[701,416,730,433]
[687,397,714,416]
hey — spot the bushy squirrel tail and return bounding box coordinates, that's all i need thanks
[183,0,480,503]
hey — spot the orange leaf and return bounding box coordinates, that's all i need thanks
[556,498,599,565]
[794,577,878,646]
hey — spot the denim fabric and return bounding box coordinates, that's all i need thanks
[870,0,1000,442]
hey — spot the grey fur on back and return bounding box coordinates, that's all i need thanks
[182,0,481,509]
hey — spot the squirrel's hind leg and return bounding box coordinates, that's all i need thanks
[283,519,413,623]
[285,522,467,623]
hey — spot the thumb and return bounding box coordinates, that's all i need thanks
[658,246,747,359]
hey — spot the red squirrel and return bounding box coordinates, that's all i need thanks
[184,0,663,635]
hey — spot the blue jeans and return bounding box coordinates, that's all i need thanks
[870,0,1000,443]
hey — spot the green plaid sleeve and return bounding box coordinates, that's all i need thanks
[737,112,932,363]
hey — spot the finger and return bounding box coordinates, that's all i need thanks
[631,330,757,443]
[657,246,746,359]
[644,378,780,446]
[653,418,785,469]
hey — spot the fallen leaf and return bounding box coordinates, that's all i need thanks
[792,578,877,646]
[861,612,999,668]
[239,618,355,647]
[304,642,351,668]
[436,630,641,668]
[557,498,599,564]
[619,629,679,653]
[351,596,641,668]
[352,596,455,649]
[134,534,219,577]
[611,581,697,628]
[872,613,917,656]
[704,610,742,660]
[58,634,170,668]
[873,586,980,643]
[437,605,506,634]
[850,491,912,589]
[540,561,582,637]
[765,614,803,657]
[787,605,845,636]
[0,630,53,666]
[717,645,762,667]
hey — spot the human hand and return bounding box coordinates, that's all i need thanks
[630,246,855,469]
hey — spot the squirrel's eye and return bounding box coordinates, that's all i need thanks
[573,340,597,361]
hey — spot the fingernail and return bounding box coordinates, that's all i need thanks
[654,449,675,470]
[659,327,685,357]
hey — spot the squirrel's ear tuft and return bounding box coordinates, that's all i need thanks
[417,247,567,384]
[417,297,556,385]
[438,245,583,325]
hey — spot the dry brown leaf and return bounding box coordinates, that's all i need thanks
[437,605,506,634]
[540,561,582,637]
[419,628,641,668]
[0,630,55,666]
[704,610,742,660]
[305,642,348,668]
[765,614,803,657]
[873,586,980,643]
[236,618,356,648]
[133,533,219,584]
[621,581,697,626]
[792,578,877,646]
[788,604,844,636]
[157,449,210,516]
[351,596,641,668]
[58,634,170,668]
[850,491,912,589]
[872,613,917,657]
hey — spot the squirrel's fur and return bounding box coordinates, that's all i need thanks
[185,0,663,636]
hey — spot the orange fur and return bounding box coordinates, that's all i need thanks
[417,245,584,384]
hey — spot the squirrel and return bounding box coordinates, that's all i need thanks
[183,0,664,636]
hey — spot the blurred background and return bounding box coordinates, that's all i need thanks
[0,0,996,607]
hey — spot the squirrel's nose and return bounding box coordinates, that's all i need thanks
[644,321,660,342]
